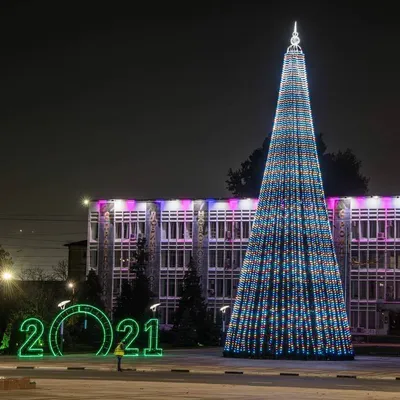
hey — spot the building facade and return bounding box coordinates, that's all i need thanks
[65,240,87,283]
[87,197,400,336]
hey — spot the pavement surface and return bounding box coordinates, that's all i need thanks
[1,371,400,399]
[2,348,400,380]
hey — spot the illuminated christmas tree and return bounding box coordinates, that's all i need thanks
[224,23,354,360]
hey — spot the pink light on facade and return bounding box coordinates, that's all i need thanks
[228,198,238,210]
[126,200,136,211]
[381,197,392,209]
[97,200,107,211]
[326,197,338,210]
[181,199,191,211]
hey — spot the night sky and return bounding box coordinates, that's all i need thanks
[0,2,398,272]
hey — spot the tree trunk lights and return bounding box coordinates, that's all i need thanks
[223,24,354,360]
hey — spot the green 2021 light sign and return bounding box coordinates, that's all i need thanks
[18,304,162,358]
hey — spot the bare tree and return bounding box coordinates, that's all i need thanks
[19,267,52,281]
[51,260,68,281]
[18,266,62,321]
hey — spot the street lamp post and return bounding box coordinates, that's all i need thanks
[149,303,161,319]
[68,282,75,296]
[68,281,86,329]
[57,300,71,354]
[68,282,75,301]
[220,306,230,345]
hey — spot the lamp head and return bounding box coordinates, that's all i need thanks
[150,303,161,312]
[220,305,230,313]
[58,300,71,309]
[1,271,13,281]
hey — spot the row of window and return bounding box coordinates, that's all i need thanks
[351,220,400,240]
[209,221,251,240]
[89,221,253,242]
[115,222,146,240]
[156,307,385,329]
[90,219,400,243]
[160,279,184,297]
[351,251,400,269]
[350,280,400,301]
[157,278,240,299]
[350,310,384,330]
[156,278,400,302]
[161,222,192,240]
[109,249,400,270]
[92,248,400,271]
[154,278,400,302]
[157,279,400,302]
[111,250,247,270]
[209,250,242,269]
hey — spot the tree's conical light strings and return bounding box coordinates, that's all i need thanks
[223,24,354,360]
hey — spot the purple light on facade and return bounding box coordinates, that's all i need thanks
[156,200,165,210]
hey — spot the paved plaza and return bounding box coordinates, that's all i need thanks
[1,379,400,400]
[1,348,400,380]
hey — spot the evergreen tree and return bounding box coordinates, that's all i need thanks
[129,237,152,320]
[226,133,369,198]
[113,281,135,321]
[129,237,148,273]
[114,236,152,322]
[112,274,152,347]
[114,274,152,322]
[130,270,152,321]
[173,257,218,346]
[77,270,104,309]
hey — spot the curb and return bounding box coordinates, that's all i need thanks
[2,365,400,381]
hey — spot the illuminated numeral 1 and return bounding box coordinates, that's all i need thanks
[143,318,162,356]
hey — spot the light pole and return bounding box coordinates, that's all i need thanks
[57,300,71,354]
[149,303,161,319]
[220,306,230,343]
[68,282,75,296]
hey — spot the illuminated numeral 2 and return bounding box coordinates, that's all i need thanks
[116,318,140,356]
[18,318,45,358]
